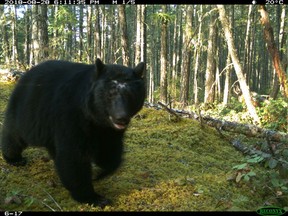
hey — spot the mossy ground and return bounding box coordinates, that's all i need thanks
[0,82,274,211]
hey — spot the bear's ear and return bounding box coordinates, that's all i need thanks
[95,58,105,79]
[134,62,145,78]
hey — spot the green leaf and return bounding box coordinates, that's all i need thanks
[282,149,288,158]
[268,158,278,169]
[247,171,256,177]
[243,175,250,181]
[271,178,280,187]
[247,156,264,163]
[233,163,247,170]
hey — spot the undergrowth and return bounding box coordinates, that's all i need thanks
[0,82,287,211]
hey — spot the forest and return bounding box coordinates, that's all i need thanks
[0,4,288,212]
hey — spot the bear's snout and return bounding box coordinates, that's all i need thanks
[109,115,130,130]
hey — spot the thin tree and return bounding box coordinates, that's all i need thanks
[0,6,10,65]
[30,5,39,66]
[159,5,168,104]
[119,5,130,66]
[223,54,232,105]
[217,5,260,124]
[180,5,193,107]
[38,5,49,61]
[243,5,253,84]
[193,5,203,105]
[87,6,93,63]
[79,6,84,61]
[94,6,101,60]
[135,5,142,65]
[204,11,217,104]
[258,5,288,98]
[11,6,19,66]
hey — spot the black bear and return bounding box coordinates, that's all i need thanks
[1,59,146,207]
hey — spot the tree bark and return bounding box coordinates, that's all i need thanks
[119,5,130,66]
[223,54,232,105]
[135,5,142,65]
[159,5,168,104]
[38,5,49,62]
[243,5,253,84]
[217,5,260,125]
[0,6,10,65]
[204,11,217,104]
[258,5,288,98]
[180,5,193,107]
[94,6,101,60]
[11,6,19,66]
[30,5,39,66]
[193,5,203,105]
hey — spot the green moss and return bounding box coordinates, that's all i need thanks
[0,82,275,211]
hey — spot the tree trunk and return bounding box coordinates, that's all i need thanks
[159,5,168,104]
[258,5,288,98]
[24,6,31,66]
[204,11,217,104]
[119,5,130,66]
[171,6,180,101]
[0,6,10,65]
[180,5,193,107]
[217,5,260,124]
[87,6,92,63]
[243,5,253,84]
[135,5,142,65]
[38,5,49,62]
[193,5,203,105]
[94,6,101,60]
[223,54,232,105]
[11,6,19,66]
[30,5,39,66]
[79,6,84,61]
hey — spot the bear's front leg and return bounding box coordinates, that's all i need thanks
[54,151,111,208]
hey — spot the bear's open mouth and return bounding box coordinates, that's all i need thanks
[109,116,128,130]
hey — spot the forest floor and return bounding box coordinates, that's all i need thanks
[0,81,286,212]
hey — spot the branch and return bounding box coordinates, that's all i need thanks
[145,102,288,144]
[157,101,181,121]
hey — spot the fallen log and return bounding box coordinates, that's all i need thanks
[145,102,288,144]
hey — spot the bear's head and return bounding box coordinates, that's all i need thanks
[91,59,146,130]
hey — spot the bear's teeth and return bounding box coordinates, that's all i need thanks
[109,116,127,130]
[113,123,127,130]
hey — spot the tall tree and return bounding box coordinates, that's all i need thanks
[217,5,260,124]
[11,6,19,66]
[159,5,168,104]
[24,6,31,67]
[180,5,193,107]
[1,6,10,65]
[204,11,218,104]
[171,5,181,101]
[87,6,93,63]
[119,5,130,66]
[38,5,49,61]
[30,5,39,66]
[94,6,101,60]
[243,5,253,84]
[79,6,84,61]
[135,5,142,65]
[258,5,288,98]
[193,5,203,105]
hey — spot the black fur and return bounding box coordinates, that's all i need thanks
[1,59,146,207]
